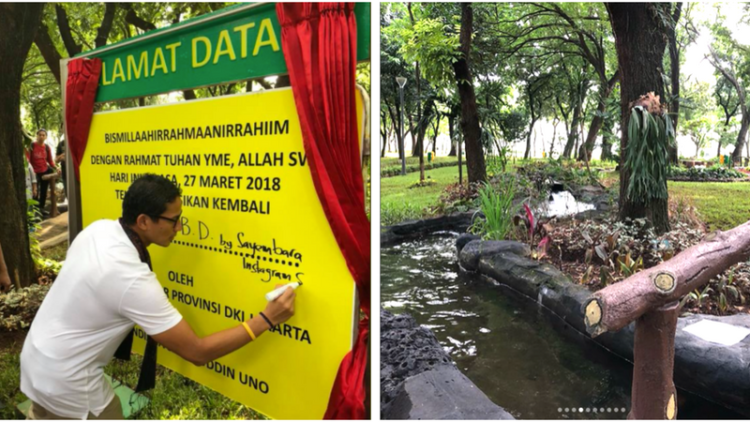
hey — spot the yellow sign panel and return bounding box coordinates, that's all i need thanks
[80,88,362,419]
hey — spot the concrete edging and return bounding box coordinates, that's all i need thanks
[458,238,750,417]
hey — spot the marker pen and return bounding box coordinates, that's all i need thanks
[265,282,302,301]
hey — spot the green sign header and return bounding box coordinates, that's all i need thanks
[77,3,370,102]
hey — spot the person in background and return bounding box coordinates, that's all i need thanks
[25,158,38,201]
[55,138,67,200]
[25,129,59,216]
[25,157,40,229]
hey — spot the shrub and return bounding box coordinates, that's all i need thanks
[0,284,50,331]
[470,182,517,241]
[669,166,746,181]
[381,160,459,178]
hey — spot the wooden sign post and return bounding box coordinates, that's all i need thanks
[583,221,750,419]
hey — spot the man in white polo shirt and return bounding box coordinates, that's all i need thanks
[20,174,296,419]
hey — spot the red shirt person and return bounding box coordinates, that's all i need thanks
[25,129,59,215]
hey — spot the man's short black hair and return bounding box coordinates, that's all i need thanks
[122,174,182,225]
[37,129,47,135]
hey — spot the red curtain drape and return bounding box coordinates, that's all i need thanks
[65,58,101,180]
[276,3,370,419]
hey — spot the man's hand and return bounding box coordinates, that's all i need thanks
[32,186,38,198]
[0,270,11,293]
[262,284,296,326]
[152,285,297,366]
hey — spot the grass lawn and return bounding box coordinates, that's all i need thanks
[0,333,25,419]
[381,164,467,225]
[382,164,750,231]
[669,181,750,231]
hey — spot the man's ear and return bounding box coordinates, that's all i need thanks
[135,214,151,231]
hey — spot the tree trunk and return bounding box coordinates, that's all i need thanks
[448,115,456,156]
[380,110,388,158]
[667,3,683,165]
[579,72,619,161]
[708,46,748,167]
[431,114,441,155]
[123,4,157,31]
[453,3,486,184]
[735,115,750,166]
[600,117,614,161]
[408,113,416,156]
[0,3,45,288]
[387,103,403,161]
[458,134,463,185]
[276,74,290,88]
[524,118,537,159]
[33,22,62,84]
[563,105,581,158]
[55,4,81,56]
[95,3,117,48]
[417,115,427,181]
[549,119,558,157]
[607,2,670,234]
[408,3,426,174]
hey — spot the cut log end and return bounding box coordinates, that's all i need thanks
[584,299,602,331]
[666,393,676,420]
[653,271,676,293]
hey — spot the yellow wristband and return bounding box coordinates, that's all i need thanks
[242,321,256,341]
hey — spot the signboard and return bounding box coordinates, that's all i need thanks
[79,88,364,419]
[76,2,371,102]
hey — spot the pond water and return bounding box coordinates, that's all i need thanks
[381,232,743,420]
[538,191,596,218]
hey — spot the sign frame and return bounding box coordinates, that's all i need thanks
[61,3,369,418]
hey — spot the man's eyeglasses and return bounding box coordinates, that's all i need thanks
[158,213,182,228]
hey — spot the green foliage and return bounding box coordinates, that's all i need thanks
[432,182,478,215]
[715,269,745,315]
[470,182,517,241]
[398,16,460,88]
[681,285,713,309]
[625,107,673,203]
[27,198,42,264]
[669,166,746,180]
[355,62,371,94]
[520,159,601,193]
[497,109,529,145]
[381,157,459,177]
[486,147,511,177]
[381,201,425,226]
[0,284,51,331]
